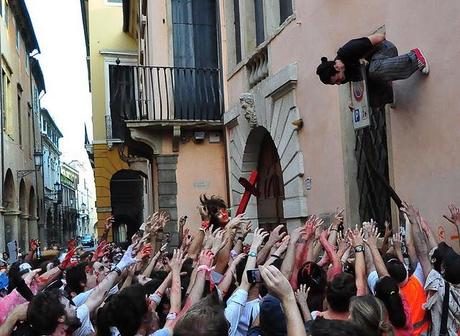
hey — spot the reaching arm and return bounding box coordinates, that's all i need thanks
[281,227,303,280]
[86,245,139,313]
[260,265,306,336]
[257,224,286,265]
[364,225,390,278]
[142,251,161,277]
[295,284,312,322]
[349,227,367,296]
[165,250,185,328]
[217,253,246,298]
[403,213,419,270]
[402,203,432,279]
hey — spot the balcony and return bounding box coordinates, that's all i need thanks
[109,65,224,132]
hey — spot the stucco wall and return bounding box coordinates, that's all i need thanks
[176,139,228,232]
[222,0,460,247]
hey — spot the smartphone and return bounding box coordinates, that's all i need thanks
[246,269,262,283]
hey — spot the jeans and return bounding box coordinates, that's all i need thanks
[368,40,419,82]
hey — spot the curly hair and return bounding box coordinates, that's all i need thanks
[200,194,227,227]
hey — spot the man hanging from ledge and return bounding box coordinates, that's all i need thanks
[315,32,429,85]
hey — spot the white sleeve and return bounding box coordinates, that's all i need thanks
[224,288,248,336]
[73,304,95,336]
[367,270,378,294]
[412,262,425,284]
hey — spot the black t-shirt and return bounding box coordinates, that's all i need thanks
[335,37,374,83]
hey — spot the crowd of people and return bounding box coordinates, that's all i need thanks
[0,194,460,336]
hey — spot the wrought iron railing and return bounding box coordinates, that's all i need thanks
[110,65,223,123]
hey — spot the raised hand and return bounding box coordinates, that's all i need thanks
[274,235,290,256]
[92,241,110,262]
[348,225,364,248]
[392,232,403,250]
[295,283,310,306]
[251,228,269,250]
[332,208,345,228]
[240,221,252,239]
[198,205,210,221]
[445,204,460,226]
[259,265,294,301]
[364,223,380,249]
[337,231,349,254]
[198,250,214,267]
[227,213,245,230]
[267,224,287,246]
[59,247,78,270]
[168,249,185,273]
[384,221,392,239]
[105,215,114,231]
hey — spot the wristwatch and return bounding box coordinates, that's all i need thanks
[354,245,364,253]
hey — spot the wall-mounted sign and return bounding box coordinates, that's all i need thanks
[351,62,371,130]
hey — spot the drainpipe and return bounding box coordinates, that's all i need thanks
[0,14,4,207]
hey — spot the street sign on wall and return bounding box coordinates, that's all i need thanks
[351,62,371,130]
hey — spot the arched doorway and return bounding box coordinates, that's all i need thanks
[110,170,145,243]
[3,169,16,246]
[28,187,38,243]
[257,131,285,230]
[241,127,285,230]
[18,179,28,250]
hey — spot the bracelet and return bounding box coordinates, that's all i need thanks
[248,251,257,258]
[271,254,280,259]
[330,228,339,233]
[237,236,245,241]
[166,312,178,320]
[197,265,212,274]
[150,293,162,304]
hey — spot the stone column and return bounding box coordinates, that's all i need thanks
[157,155,179,247]
[0,207,5,253]
[3,210,20,247]
[28,216,39,245]
[19,214,29,252]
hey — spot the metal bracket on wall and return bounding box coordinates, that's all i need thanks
[173,125,181,152]
[17,170,35,180]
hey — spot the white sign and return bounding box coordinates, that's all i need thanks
[351,63,371,130]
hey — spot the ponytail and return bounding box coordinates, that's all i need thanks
[375,276,407,328]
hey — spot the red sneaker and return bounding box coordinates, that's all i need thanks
[411,48,429,75]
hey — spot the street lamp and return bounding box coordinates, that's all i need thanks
[17,150,43,179]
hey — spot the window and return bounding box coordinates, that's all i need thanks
[17,92,22,146]
[254,0,265,46]
[16,24,20,51]
[280,0,293,24]
[25,52,29,73]
[4,1,8,28]
[233,0,242,63]
[2,70,11,133]
[108,64,135,140]
[106,0,122,3]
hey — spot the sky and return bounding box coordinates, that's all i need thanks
[25,0,97,215]
[25,0,93,164]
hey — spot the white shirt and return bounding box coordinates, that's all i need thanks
[235,297,261,336]
[224,288,248,336]
[73,304,94,336]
